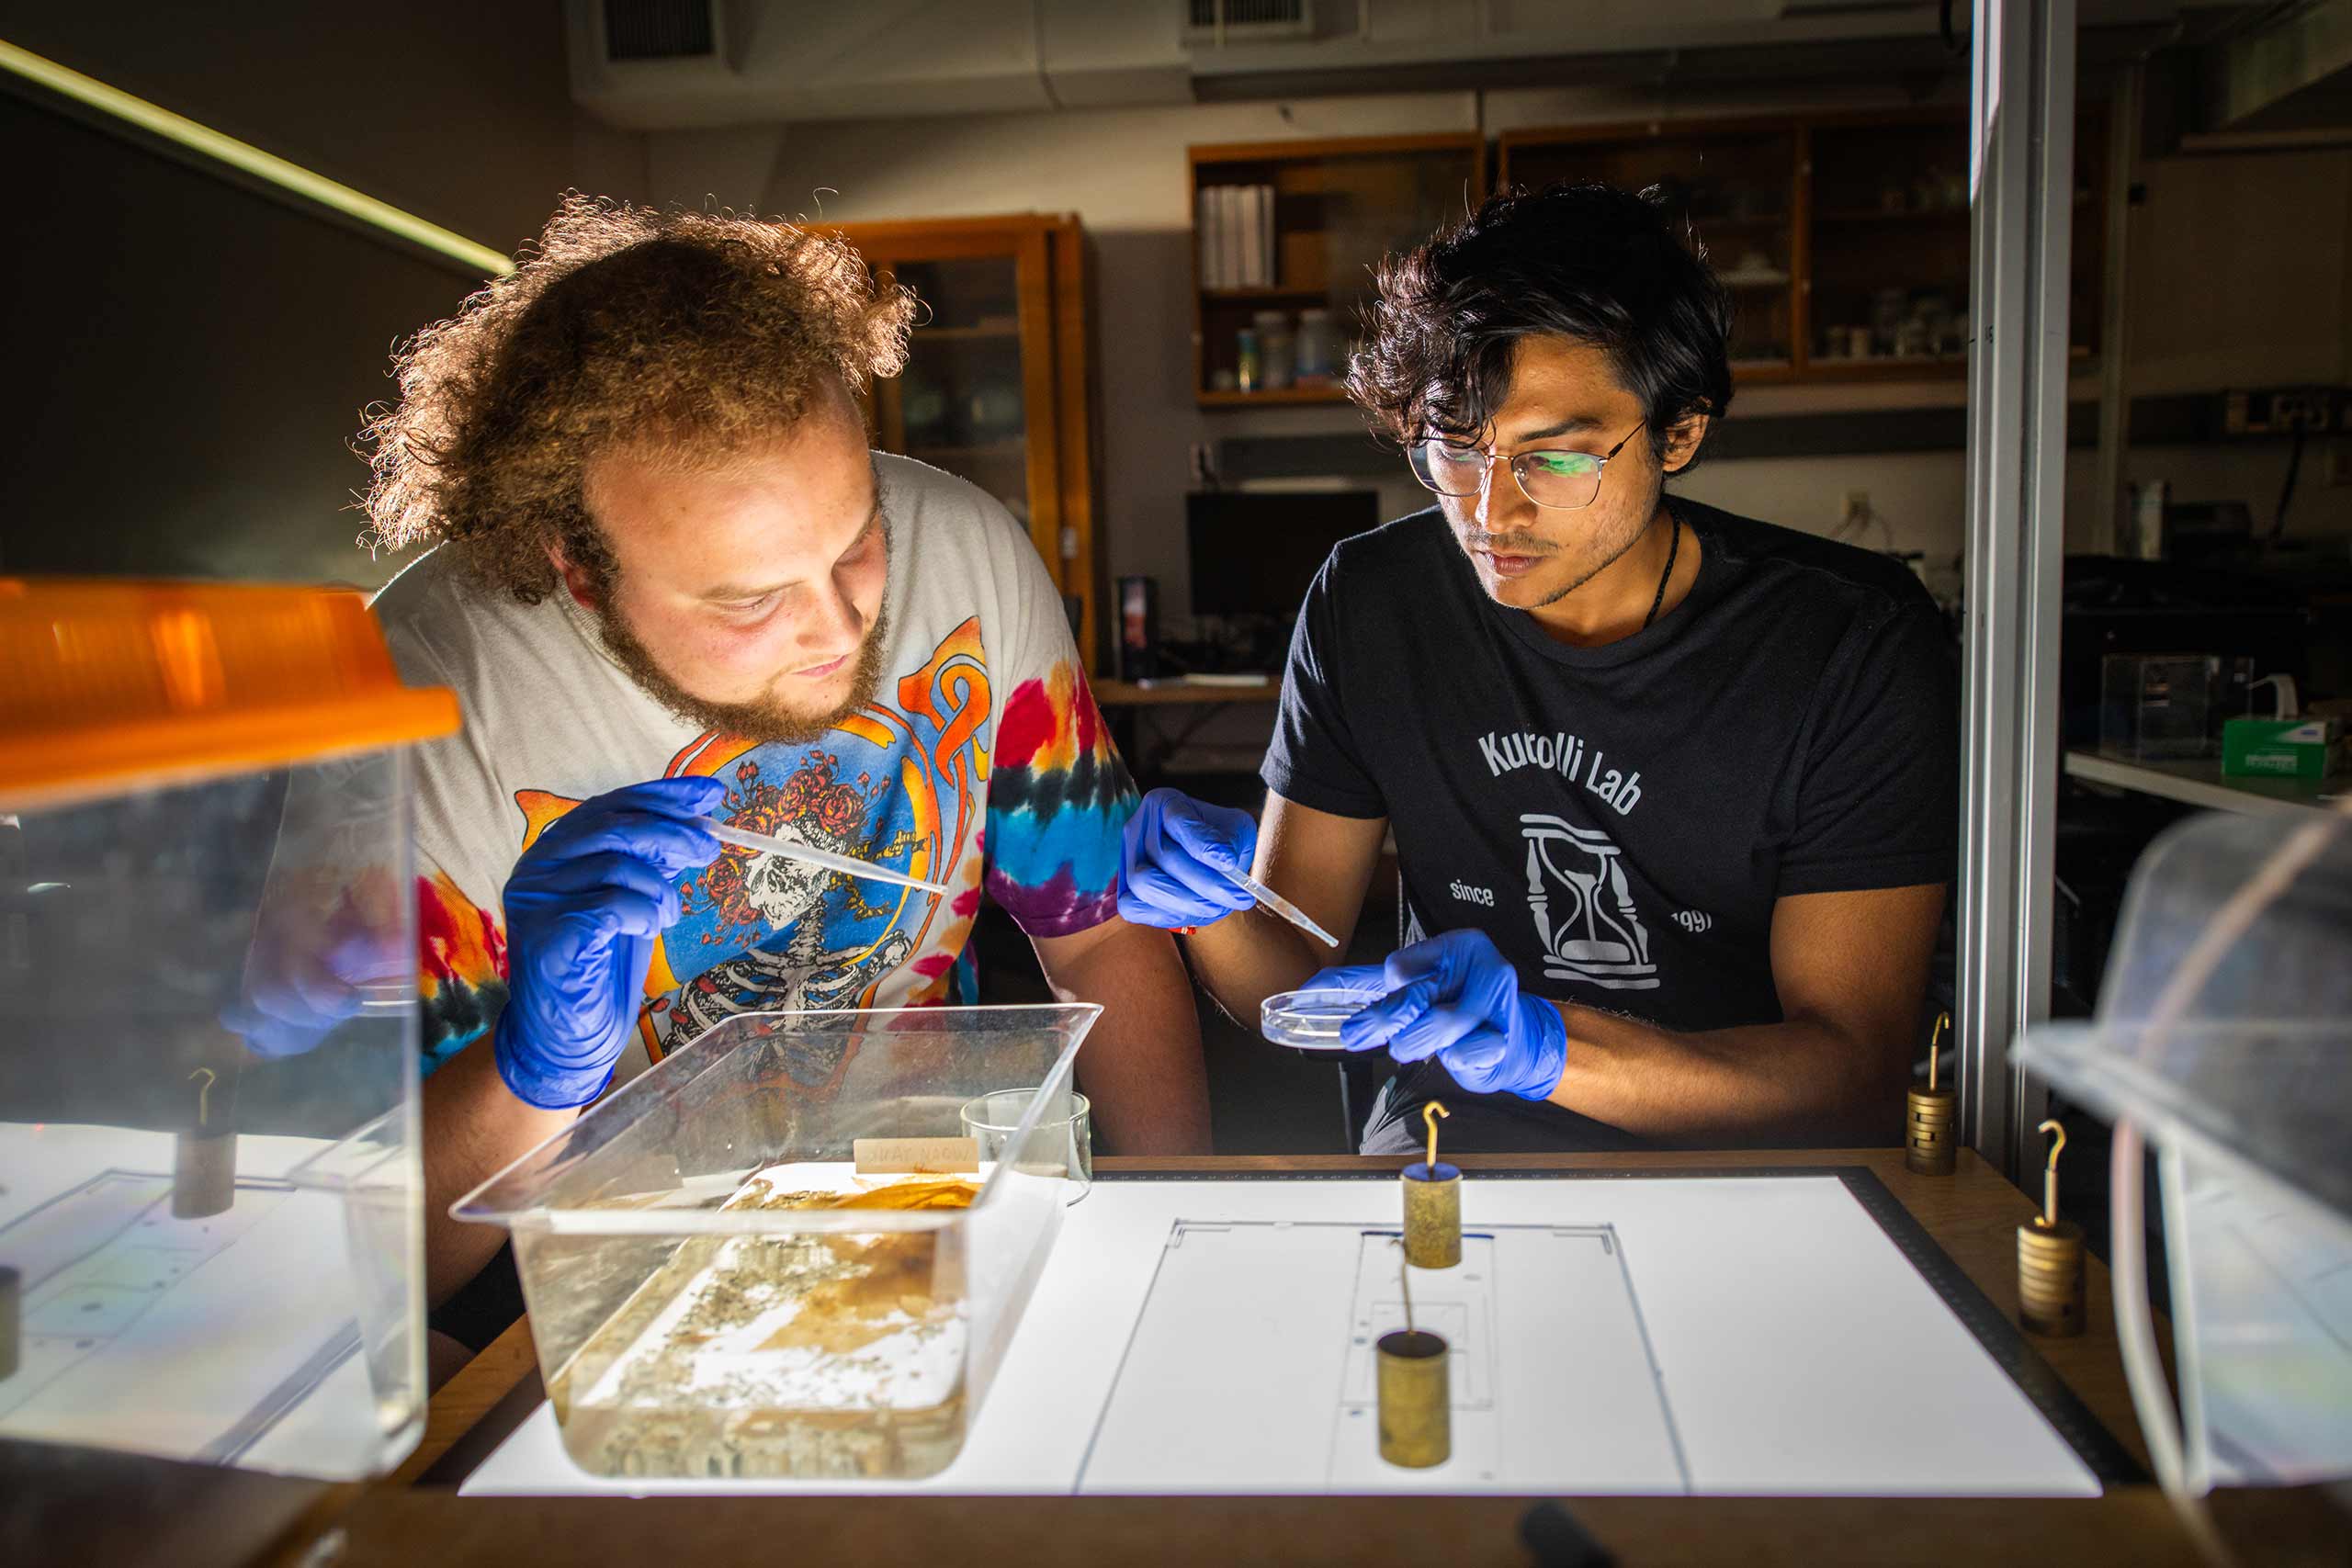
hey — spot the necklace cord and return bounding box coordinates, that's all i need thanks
[1642,513,1681,630]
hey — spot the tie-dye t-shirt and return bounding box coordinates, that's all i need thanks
[371,453,1136,1088]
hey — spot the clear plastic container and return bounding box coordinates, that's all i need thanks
[0,580,457,1481]
[1261,987,1383,1051]
[453,1004,1099,1481]
[2013,812,2352,1492]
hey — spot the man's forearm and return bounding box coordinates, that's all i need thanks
[1043,924,1212,1156]
[421,1028,575,1306]
[1545,1005,1909,1146]
[1181,905,1329,1035]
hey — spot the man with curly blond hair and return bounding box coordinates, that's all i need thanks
[353,197,1207,1320]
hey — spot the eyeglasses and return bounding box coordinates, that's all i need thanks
[1407,420,1648,511]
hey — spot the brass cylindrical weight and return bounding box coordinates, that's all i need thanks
[2017,1218,2086,1337]
[1401,1161,1461,1269]
[173,1131,236,1220]
[1375,1328,1450,1468]
[1905,1086,1956,1176]
[0,1264,19,1380]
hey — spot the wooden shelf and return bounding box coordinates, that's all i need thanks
[1187,109,2102,399]
[1815,207,1973,225]
[1197,385,1350,407]
[1801,357,1969,382]
[906,439,1028,461]
[1202,286,1330,303]
[1190,132,1484,409]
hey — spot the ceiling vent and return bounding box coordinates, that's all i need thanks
[1183,0,1314,46]
[602,0,718,62]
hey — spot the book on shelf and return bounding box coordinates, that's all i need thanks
[1196,187,1221,288]
[1197,184,1277,293]
[1232,186,1250,292]
[1247,185,1273,289]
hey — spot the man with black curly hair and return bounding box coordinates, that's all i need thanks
[1122,183,1954,1156]
[327,198,1206,1323]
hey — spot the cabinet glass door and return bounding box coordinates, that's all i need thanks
[876,252,1035,527]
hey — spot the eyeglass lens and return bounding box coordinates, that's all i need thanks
[1410,440,1605,509]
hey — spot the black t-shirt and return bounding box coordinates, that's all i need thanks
[1262,496,1958,1151]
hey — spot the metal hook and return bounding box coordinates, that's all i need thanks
[190,1066,217,1127]
[1423,1100,1449,1171]
[1928,1011,1950,1091]
[2037,1117,2065,1228]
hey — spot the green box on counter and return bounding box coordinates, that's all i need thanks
[2220,716,2345,780]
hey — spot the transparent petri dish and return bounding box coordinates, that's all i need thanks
[1261,987,1384,1052]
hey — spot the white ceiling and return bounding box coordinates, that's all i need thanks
[565,0,2194,129]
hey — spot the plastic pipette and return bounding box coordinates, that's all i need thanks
[1219,865,1340,949]
[706,819,953,897]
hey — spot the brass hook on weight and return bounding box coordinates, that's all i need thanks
[2036,1117,2066,1230]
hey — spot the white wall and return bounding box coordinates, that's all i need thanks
[2091,147,2352,549]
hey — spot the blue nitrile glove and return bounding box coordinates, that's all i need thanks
[1117,788,1260,930]
[226,864,412,1060]
[224,923,402,1059]
[496,777,724,1110]
[1329,929,1567,1101]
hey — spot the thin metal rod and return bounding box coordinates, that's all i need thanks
[1959,0,2075,1180]
[0,39,512,277]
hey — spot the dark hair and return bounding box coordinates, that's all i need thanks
[1348,182,1735,463]
[359,195,914,603]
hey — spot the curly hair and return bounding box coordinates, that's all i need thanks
[1348,182,1734,461]
[359,195,914,603]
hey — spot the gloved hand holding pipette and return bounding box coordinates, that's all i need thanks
[1318,928,1568,1101]
[1117,789,1260,928]
[497,777,722,1110]
[1119,788,1340,947]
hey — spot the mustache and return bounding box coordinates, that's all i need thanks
[1460,532,1554,555]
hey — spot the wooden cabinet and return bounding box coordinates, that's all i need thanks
[1498,118,1804,378]
[828,214,1103,670]
[1188,134,1486,407]
[1499,107,2108,385]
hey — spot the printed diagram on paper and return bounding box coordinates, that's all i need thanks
[1080,1221,1689,1494]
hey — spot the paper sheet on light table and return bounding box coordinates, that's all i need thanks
[0,1122,394,1476]
[463,1174,2102,1497]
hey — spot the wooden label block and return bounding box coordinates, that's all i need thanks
[853,1136,980,1175]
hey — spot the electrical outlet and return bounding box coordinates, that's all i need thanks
[2222,386,2350,436]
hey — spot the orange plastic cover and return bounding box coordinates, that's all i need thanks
[0,578,460,810]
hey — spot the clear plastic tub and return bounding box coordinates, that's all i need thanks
[453,1004,1099,1480]
[2013,811,2352,1492]
[0,580,457,1481]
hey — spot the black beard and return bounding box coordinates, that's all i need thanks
[595,598,892,744]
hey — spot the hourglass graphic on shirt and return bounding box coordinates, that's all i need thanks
[1521,814,1658,990]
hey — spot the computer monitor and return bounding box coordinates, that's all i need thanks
[1186,489,1381,620]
